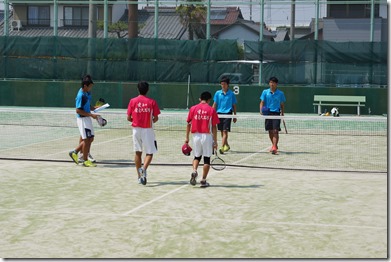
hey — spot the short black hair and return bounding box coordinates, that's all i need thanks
[200,91,212,101]
[220,76,230,85]
[81,75,93,86]
[269,77,278,83]
[138,81,149,95]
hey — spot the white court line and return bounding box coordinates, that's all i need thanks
[0,132,132,168]
[122,184,188,215]
[0,208,385,230]
[232,147,269,165]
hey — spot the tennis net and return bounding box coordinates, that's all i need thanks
[0,107,386,173]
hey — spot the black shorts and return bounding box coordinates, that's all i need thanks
[217,112,232,132]
[265,112,281,131]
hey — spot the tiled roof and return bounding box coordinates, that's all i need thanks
[5,27,119,38]
[209,7,243,25]
[274,29,289,41]
[139,14,187,39]
[212,19,276,38]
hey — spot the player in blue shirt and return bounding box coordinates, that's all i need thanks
[212,76,237,154]
[260,77,286,155]
[69,75,100,167]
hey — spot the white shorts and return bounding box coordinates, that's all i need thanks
[192,133,213,157]
[77,117,94,139]
[132,127,158,154]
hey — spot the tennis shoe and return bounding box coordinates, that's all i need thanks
[219,147,225,154]
[190,171,198,186]
[223,145,230,152]
[138,167,147,185]
[69,150,78,165]
[83,160,97,167]
[271,146,278,155]
[79,153,96,163]
[200,180,210,188]
[269,145,278,152]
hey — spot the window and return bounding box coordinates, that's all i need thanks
[329,3,380,18]
[64,6,89,26]
[28,6,50,26]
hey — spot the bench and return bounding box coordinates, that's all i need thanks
[313,95,366,115]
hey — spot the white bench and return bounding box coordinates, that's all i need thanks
[313,95,366,116]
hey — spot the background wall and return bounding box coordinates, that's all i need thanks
[0,80,387,115]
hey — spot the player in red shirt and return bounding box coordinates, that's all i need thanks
[185,91,219,187]
[127,81,161,185]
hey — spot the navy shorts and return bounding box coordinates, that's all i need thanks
[217,112,232,132]
[265,112,281,131]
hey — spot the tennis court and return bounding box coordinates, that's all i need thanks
[0,107,387,258]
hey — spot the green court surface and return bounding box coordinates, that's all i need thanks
[0,158,387,258]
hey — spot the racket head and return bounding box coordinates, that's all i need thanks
[211,149,226,171]
[96,115,107,127]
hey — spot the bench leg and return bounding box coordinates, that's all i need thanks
[318,105,321,115]
[357,105,360,116]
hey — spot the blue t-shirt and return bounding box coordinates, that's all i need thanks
[75,88,92,118]
[260,88,286,113]
[213,89,237,113]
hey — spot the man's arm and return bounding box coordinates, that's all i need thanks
[185,122,191,144]
[260,101,264,114]
[212,125,218,149]
[232,104,237,123]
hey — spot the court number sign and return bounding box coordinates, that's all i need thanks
[233,85,240,95]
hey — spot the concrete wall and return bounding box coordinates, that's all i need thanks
[0,80,387,115]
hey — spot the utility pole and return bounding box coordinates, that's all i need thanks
[290,0,295,40]
[88,0,96,74]
[88,0,96,38]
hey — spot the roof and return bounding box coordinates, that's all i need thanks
[274,29,289,41]
[208,7,243,25]
[5,27,119,38]
[139,14,187,39]
[212,19,276,39]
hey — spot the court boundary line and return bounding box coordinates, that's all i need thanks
[122,184,188,215]
[0,157,386,174]
[0,208,385,230]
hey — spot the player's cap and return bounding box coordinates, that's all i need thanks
[182,143,192,156]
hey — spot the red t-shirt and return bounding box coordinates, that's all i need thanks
[127,95,161,128]
[187,102,220,133]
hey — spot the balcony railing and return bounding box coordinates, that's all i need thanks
[62,19,88,27]
[28,18,50,26]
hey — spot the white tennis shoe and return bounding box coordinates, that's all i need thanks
[138,167,147,185]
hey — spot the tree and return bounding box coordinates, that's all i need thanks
[97,21,129,38]
[176,0,206,40]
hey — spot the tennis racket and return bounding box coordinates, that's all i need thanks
[96,115,107,127]
[211,149,226,171]
[282,119,288,134]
